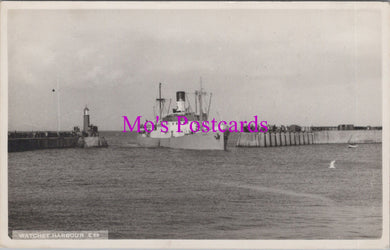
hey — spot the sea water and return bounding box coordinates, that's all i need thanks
[8,131,382,239]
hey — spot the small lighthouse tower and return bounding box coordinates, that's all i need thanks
[83,106,90,132]
[77,105,108,148]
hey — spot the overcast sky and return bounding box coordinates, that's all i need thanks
[8,8,382,131]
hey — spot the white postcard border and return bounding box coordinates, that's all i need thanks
[0,1,389,249]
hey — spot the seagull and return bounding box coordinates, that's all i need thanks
[329,160,336,169]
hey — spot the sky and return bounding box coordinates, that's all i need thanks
[7,8,383,131]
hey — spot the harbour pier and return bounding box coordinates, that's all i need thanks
[8,106,107,152]
[236,124,382,147]
[236,132,315,147]
[8,131,79,152]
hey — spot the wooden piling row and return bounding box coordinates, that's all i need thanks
[285,132,291,145]
[236,132,315,147]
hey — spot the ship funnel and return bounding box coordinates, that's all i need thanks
[176,91,186,112]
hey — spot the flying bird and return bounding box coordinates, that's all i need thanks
[329,160,336,169]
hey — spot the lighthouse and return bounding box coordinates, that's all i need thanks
[77,105,108,148]
[83,106,90,132]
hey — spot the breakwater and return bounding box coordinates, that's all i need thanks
[8,137,79,152]
[236,130,381,147]
[313,130,381,144]
[8,131,79,152]
[8,130,110,152]
[236,132,314,147]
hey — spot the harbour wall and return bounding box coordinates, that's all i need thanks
[236,132,315,147]
[236,130,381,147]
[313,130,381,144]
[8,137,79,152]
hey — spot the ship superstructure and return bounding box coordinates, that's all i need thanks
[137,82,229,150]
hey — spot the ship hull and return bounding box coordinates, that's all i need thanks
[136,134,161,147]
[137,131,229,150]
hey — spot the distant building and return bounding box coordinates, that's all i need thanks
[310,125,382,131]
[337,124,354,130]
[288,124,302,132]
[310,126,337,131]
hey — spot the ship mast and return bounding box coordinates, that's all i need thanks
[198,77,207,121]
[156,82,165,118]
[207,93,212,119]
[195,92,198,114]
[167,98,172,115]
[55,77,61,132]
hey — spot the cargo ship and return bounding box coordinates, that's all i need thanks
[136,83,229,150]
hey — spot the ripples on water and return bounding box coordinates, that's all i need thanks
[8,131,382,239]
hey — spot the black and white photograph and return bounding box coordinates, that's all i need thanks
[0,1,389,248]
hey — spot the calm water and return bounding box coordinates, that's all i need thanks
[8,131,382,239]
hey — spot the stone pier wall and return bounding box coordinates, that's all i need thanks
[236,130,381,147]
[313,130,381,144]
